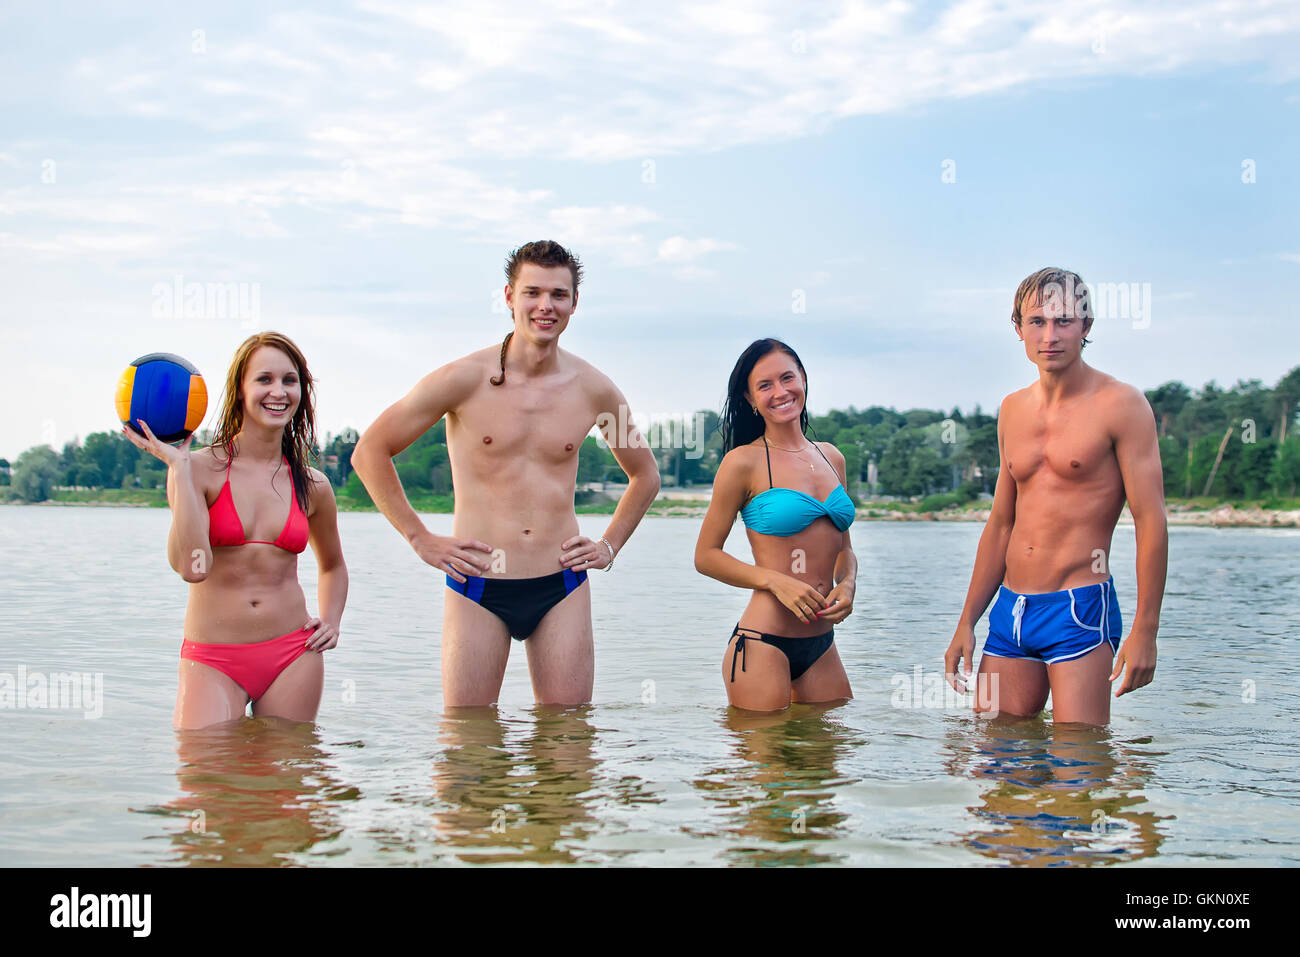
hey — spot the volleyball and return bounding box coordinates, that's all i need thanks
[115,353,207,444]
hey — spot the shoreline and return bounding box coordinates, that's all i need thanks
[642,503,1300,527]
[5,497,1298,528]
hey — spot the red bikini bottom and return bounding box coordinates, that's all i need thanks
[180,627,313,700]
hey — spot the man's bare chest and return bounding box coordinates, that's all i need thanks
[450,385,596,466]
[1005,408,1116,486]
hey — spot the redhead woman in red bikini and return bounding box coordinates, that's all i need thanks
[125,332,348,729]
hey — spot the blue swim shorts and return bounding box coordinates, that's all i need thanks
[983,577,1122,665]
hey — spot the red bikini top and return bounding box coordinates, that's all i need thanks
[208,455,310,553]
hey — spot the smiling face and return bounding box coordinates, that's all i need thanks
[746,351,806,426]
[505,263,577,344]
[240,345,301,430]
[1015,289,1092,373]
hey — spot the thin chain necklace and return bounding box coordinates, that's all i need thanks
[764,435,818,471]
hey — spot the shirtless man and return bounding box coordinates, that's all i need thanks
[944,267,1167,725]
[352,240,659,708]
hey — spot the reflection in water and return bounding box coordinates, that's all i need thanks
[137,717,355,866]
[943,716,1169,866]
[695,704,862,866]
[427,706,603,864]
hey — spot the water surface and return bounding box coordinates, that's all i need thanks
[1,507,1296,866]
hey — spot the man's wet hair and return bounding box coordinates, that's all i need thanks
[1012,267,1094,349]
[504,240,583,293]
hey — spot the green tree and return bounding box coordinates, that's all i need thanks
[396,460,432,491]
[823,423,872,489]
[907,444,949,495]
[323,427,360,487]
[1271,366,1300,444]
[839,443,864,497]
[656,413,715,486]
[1268,437,1300,496]
[903,409,943,430]
[1157,436,1183,497]
[1189,429,1246,498]
[1222,379,1274,441]
[688,410,721,484]
[879,428,948,496]
[82,433,122,487]
[922,418,967,459]
[137,457,167,490]
[343,470,372,505]
[860,406,904,429]
[427,444,452,494]
[13,446,60,502]
[577,436,617,484]
[878,429,921,495]
[1146,382,1191,438]
[1231,438,1276,498]
[58,439,80,485]
[964,421,1000,491]
[116,433,144,485]
[1173,381,1231,442]
[71,463,104,488]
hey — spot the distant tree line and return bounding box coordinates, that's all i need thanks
[1146,366,1300,498]
[5,365,1298,503]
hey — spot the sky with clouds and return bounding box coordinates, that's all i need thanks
[2,0,1298,460]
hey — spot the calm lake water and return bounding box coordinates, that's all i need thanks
[1,507,1297,866]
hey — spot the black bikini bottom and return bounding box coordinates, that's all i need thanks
[728,624,834,682]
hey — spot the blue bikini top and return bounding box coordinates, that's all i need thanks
[740,436,855,537]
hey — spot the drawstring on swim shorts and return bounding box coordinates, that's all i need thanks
[1012,594,1027,647]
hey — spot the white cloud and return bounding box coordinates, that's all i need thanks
[672,264,720,281]
[0,231,160,254]
[657,236,739,263]
[50,2,1300,161]
[2,0,1291,262]
[1,1,1296,455]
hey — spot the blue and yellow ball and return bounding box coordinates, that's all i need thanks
[115,353,207,444]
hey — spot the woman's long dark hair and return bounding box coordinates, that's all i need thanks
[719,338,810,454]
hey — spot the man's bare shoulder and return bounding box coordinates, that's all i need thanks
[1092,372,1155,428]
[1091,370,1143,403]
[561,348,621,401]
[998,385,1036,420]
[559,348,606,382]
[419,346,498,397]
[449,344,504,377]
